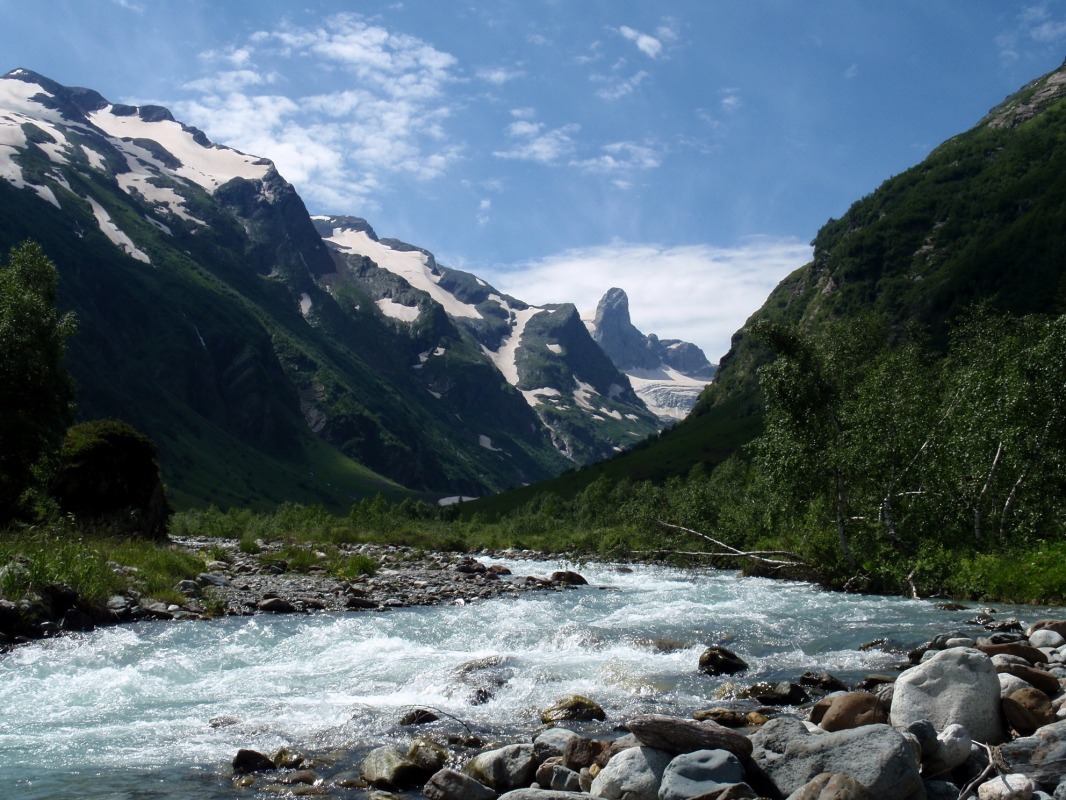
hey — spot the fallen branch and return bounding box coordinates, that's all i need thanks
[654,521,809,568]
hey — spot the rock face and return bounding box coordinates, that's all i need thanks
[1001,719,1066,789]
[749,717,923,800]
[657,749,747,800]
[890,647,1007,743]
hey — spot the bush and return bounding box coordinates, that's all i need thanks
[50,419,171,539]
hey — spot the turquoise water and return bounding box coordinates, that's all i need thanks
[0,558,1050,798]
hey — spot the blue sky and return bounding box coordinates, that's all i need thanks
[4,1,1066,358]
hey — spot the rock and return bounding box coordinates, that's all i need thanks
[798,672,849,693]
[743,681,809,706]
[549,570,588,586]
[698,646,749,676]
[399,707,440,725]
[904,720,938,759]
[925,780,964,800]
[657,749,746,800]
[232,748,276,774]
[977,773,1037,800]
[424,768,498,800]
[59,608,95,632]
[408,738,450,774]
[1001,673,1035,697]
[625,714,754,759]
[890,647,1006,744]
[1001,719,1066,789]
[1004,688,1057,736]
[997,664,1062,697]
[272,747,307,769]
[562,736,611,770]
[815,692,888,732]
[499,791,595,800]
[749,717,922,800]
[979,642,1049,665]
[1028,621,1066,640]
[1030,630,1066,649]
[693,709,749,728]
[540,694,606,723]
[590,746,672,800]
[256,597,296,613]
[197,572,232,588]
[360,745,428,789]
[535,761,582,792]
[784,772,875,800]
[464,744,537,791]
[533,728,579,762]
[924,723,972,777]
[175,579,201,596]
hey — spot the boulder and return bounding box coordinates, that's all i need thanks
[1029,630,1066,650]
[464,744,537,791]
[500,792,597,800]
[784,772,875,800]
[924,723,972,777]
[978,642,1049,665]
[563,736,611,770]
[749,717,922,800]
[657,749,746,800]
[1001,719,1066,789]
[798,672,849,693]
[549,570,588,585]
[976,773,1037,800]
[535,761,582,792]
[232,748,275,775]
[399,707,440,725]
[1004,688,1057,736]
[743,681,809,706]
[1027,621,1066,640]
[256,597,295,613]
[533,728,579,762]
[890,647,1006,744]
[814,692,888,732]
[409,738,450,773]
[1001,673,1035,698]
[996,664,1061,697]
[698,646,749,676]
[541,694,606,723]
[693,709,749,728]
[360,745,428,789]
[424,768,498,800]
[590,746,672,800]
[625,714,753,759]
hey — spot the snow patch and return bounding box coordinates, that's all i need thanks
[324,227,482,319]
[480,305,541,386]
[144,215,171,235]
[520,387,561,408]
[376,298,420,322]
[625,366,711,422]
[573,380,599,411]
[438,496,478,506]
[300,292,312,317]
[85,195,151,263]
[546,343,563,354]
[478,435,504,452]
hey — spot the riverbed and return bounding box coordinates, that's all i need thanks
[0,557,1052,799]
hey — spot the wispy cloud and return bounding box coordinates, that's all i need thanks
[844,63,859,79]
[477,66,525,85]
[618,25,663,58]
[593,69,649,100]
[998,4,1066,62]
[493,120,580,164]
[481,237,812,359]
[720,88,742,112]
[172,13,461,212]
[109,0,143,12]
[571,141,661,173]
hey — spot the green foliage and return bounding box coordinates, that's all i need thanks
[0,241,76,523]
[51,419,172,539]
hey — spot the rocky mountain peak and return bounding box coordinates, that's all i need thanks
[591,287,659,371]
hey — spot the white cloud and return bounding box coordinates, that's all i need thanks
[480,238,812,360]
[720,89,742,112]
[477,66,525,85]
[844,63,859,79]
[493,121,580,164]
[510,107,536,119]
[572,141,661,173]
[593,69,649,100]
[618,25,663,58]
[174,13,461,212]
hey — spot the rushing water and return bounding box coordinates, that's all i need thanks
[0,557,1054,799]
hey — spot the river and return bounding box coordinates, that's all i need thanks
[0,557,1051,799]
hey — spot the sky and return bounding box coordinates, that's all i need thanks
[4,1,1066,359]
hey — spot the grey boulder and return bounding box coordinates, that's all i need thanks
[591,746,673,800]
[464,744,538,792]
[657,749,746,800]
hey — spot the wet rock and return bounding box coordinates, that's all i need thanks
[625,714,753,759]
[798,672,849,693]
[693,709,749,728]
[59,608,95,632]
[464,744,537,791]
[142,602,173,619]
[743,681,809,706]
[658,749,746,800]
[1001,719,1066,789]
[784,772,876,800]
[408,738,450,774]
[360,745,428,789]
[562,736,611,770]
[399,707,440,725]
[424,768,497,800]
[890,647,1006,744]
[257,597,296,613]
[498,791,592,800]
[815,692,888,732]
[1004,688,1057,736]
[233,748,276,775]
[698,646,749,676]
[549,570,588,586]
[271,747,306,769]
[750,717,922,800]
[540,694,606,723]
[590,745,672,800]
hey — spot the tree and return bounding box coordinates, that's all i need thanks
[0,241,77,523]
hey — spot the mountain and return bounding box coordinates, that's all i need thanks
[583,287,715,422]
[0,69,659,508]
[467,57,1066,515]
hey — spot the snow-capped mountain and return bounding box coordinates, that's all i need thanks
[583,288,716,421]
[0,69,661,506]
